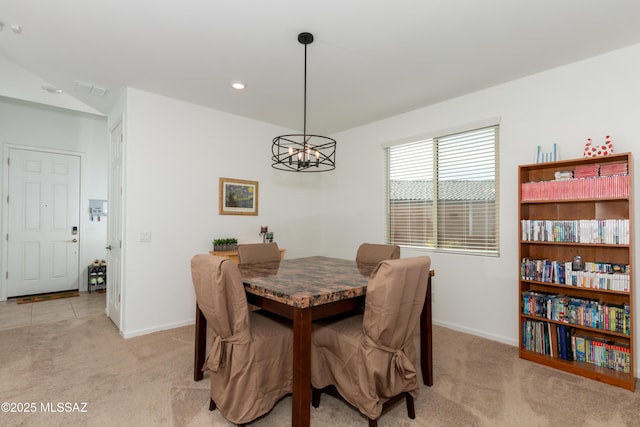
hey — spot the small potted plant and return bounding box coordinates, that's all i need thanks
[213,238,238,252]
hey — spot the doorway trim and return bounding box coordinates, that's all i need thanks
[1,144,84,301]
[106,114,126,332]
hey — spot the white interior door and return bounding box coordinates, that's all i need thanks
[7,148,80,297]
[107,120,123,329]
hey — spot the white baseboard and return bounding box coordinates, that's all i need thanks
[121,318,195,339]
[433,319,519,347]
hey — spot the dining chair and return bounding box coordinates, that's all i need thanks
[190,254,293,426]
[237,242,281,264]
[311,256,431,426]
[355,243,400,264]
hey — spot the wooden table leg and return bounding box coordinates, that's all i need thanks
[194,304,207,381]
[420,273,434,386]
[292,306,312,427]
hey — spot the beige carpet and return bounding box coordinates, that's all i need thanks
[0,313,638,426]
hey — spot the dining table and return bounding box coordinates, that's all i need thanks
[193,256,435,427]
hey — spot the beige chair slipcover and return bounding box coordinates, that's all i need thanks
[237,242,280,264]
[190,255,293,425]
[355,243,400,264]
[311,256,431,422]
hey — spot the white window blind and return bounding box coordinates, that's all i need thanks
[386,125,499,255]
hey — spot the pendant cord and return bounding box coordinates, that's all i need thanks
[303,42,308,147]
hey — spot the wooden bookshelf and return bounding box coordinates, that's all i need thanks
[518,153,635,391]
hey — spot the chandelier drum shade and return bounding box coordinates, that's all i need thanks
[272,32,336,172]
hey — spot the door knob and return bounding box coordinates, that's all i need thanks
[105,245,112,250]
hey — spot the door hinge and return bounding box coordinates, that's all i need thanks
[6,195,9,203]
[5,272,8,279]
[5,233,8,241]
[7,157,9,166]
[119,240,122,249]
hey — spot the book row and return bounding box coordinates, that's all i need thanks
[521,291,631,335]
[521,219,629,245]
[569,162,628,179]
[599,162,629,177]
[522,319,631,373]
[521,174,629,201]
[520,258,630,292]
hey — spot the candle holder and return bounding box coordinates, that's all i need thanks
[260,226,269,243]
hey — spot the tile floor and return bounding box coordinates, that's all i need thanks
[0,291,106,331]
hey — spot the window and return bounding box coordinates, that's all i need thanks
[386,125,499,255]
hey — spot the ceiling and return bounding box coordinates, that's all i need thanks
[2,1,640,134]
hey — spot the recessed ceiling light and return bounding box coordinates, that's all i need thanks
[42,86,63,94]
[231,81,246,90]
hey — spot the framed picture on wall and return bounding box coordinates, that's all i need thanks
[219,177,259,216]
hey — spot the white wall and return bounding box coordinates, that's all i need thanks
[0,97,109,294]
[117,88,324,337]
[321,42,640,370]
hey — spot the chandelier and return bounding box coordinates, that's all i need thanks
[272,32,336,172]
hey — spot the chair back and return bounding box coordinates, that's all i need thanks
[237,242,280,264]
[356,243,400,264]
[363,256,431,349]
[190,254,250,337]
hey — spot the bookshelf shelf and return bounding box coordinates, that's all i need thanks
[518,153,635,391]
[520,241,630,249]
[521,279,630,296]
[520,349,633,389]
[521,314,631,339]
[521,197,630,204]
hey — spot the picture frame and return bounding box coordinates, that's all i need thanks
[219,177,259,216]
